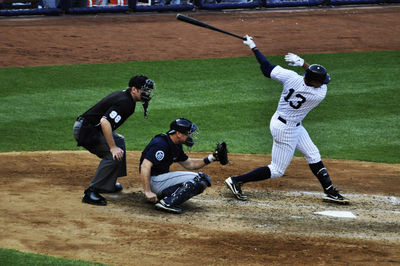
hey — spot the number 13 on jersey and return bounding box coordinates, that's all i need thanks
[284,88,306,109]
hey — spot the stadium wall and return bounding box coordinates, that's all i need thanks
[0,0,398,17]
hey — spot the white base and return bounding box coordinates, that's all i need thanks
[314,211,357,218]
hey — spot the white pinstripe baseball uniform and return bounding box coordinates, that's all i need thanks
[268,66,327,178]
[225,36,349,204]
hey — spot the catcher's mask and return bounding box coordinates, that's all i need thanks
[168,118,198,147]
[129,75,156,118]
[305,64,330,85]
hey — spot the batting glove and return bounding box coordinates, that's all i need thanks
[285,52,304,67]
[243,35,256,49]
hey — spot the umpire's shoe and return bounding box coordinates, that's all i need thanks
[323,185,349,205]
[82,187,107,206]
[155,199,183,214]
[95,183,123,194]
[225,177,248,201]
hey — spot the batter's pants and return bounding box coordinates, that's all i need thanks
[268,112,321,178]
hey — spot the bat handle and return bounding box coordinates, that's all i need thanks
[233,33,246,40]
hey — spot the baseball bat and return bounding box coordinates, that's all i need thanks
[176,14,246,40]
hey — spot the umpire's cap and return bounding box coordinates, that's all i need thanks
[305,64,330,84]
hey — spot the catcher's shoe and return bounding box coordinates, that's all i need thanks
[155,199,183,214]
[323,185,349,204]
[224,177,248,201]
[82,188,107,206]
[95,183,123,194]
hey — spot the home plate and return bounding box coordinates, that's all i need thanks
[314,211,357,218]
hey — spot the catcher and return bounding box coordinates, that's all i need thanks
[139,118,228,214]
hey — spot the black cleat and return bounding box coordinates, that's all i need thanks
[323,185,349,205]
[95,183,123,194]
[224,177,248,201]
[155,199,182,214]
[82,188,107,206]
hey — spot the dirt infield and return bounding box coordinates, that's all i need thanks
[1,6,400,67]
[1,6,400,265]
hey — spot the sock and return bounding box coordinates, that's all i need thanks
[232,166,271,184]
[309,161,333,191]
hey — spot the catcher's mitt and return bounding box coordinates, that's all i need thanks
[213,142,229,165]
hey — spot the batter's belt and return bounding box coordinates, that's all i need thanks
[278,116,300,127]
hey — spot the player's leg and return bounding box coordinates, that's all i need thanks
[152,172,211,213]
[296,126,332,189]
[296,127,349,204]
[224,165,270,200]
[268,129,298,178]
[150,171,198,193]
[226,116,298,200]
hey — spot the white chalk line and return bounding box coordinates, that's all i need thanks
[190,190,400,240]
[192,190,400,214]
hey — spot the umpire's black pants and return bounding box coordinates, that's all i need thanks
[73,120,126,192]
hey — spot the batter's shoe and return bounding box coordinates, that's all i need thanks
[96,183,123,194]
[225,177,248,201]
[155,199,183,214]
[82,188,107,206]
[323,186,349,205]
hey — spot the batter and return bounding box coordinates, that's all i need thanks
[225,35,349,204]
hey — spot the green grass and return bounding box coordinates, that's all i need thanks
[0,50,399,264]
[0,248,106,266]
[0,51,399,163]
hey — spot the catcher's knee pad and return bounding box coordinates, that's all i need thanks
[162,173,212,207]
[184,175,210,196]
[164,180,203,206]
[197,172,211,187]
[159,183,182,199]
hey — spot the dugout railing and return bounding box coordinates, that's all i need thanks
[0,0,399,16]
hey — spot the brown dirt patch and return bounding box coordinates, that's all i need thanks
[1,6,399,67]
[1,151,399,265]
[1,6,399,265]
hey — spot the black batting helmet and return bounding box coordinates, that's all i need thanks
[305,64,330,84]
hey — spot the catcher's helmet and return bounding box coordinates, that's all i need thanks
[169,118,197,135]
[168,118,198,147]
[305,64,330,84]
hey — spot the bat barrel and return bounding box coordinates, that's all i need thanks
[176,14,245,40]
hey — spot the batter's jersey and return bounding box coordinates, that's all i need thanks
[140,134,189,176]
[81,89,136,130]
[270,66,327,124]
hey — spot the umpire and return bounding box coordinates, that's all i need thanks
[73,75,155,206]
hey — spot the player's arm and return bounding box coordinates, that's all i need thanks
[178,141,229,169]
[100,117,124,161]
[284,52,310,70]
[243,35,277,78]
[178,157,208,170]
[302,62,310,70]
[140,159,158,203]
